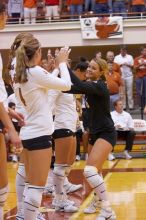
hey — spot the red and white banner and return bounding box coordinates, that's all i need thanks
[80,16,123,39]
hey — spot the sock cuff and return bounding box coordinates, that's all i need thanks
[84,165,98,173]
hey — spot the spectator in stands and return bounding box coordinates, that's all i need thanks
[110,99,136,159]
[45,0,61,20]
[114,45,134,110]
[67,0,83,19]
[95,51,102,59]
[134,46,146,111]
[84,0,95,13]
[8,0,23,23]
[106,50,121,74]
[94,0,110,15]
[24,0,37,24]
[128,0,146,15]
[109,0,127,17]
[106,62,124,110]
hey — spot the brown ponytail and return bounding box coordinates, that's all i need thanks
[6,32,33,84]
[15,35,40,84]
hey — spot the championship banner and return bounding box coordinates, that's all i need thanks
[80,16,123,39]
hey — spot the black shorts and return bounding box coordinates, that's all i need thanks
[53,129,75,139]
[82,108,90,131]
[0,121,4,133]
[22,135,52,151]
[89,130,117,147]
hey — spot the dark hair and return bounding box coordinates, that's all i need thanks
[8,102,16,108]
[79,56,88,62]
[113,99,121,108]
[0,2,5,13]
[74,61,88,72]
[120,45,127,50]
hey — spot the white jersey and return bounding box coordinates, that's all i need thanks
[0,53,8,109]
[19,63,71,140]
[48,90,78,132]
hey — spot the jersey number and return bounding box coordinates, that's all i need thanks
[19,88,26,106]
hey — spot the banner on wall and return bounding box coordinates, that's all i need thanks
[80,16,123,39]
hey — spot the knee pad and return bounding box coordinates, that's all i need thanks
[84,165,98,178]
[65,165,71,176]
[24,185,44,208]
[53,164,67,177]
[0,185,9,207]
[17,163,26,179]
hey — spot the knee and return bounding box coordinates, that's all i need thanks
[83,165,98,178]
[0,185,9,207]
[129,130,136,137]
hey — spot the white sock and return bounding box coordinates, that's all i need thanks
[45,169,54,188]
[84,166,107,201]
[64,165,71,186]
[16,163,25,215]
[0,206,3,220]
[0,185,9,220]
[24,185,44,220]
[53,164,68,195]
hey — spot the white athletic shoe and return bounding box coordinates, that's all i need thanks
[96,201,116,220]
[37,212,46,220]
[43,185,54,196]
[64,182,82,194]
[52,196,75,208]
[84,195,101,214]
[108,153,115,161]
[12,154,18,162]
[123,150,132,160]
[53,196,78,212]
[15,209,24,220]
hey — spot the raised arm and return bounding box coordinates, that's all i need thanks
[67,68,109,96]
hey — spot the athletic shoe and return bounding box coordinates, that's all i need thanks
[12,154,18,162]
[16,211,45,220]
[15,209,24,220]
[64,182,82,194]
[123,150,132,160]
[54,197,78,212]
[96,201,116,220]
[37,212,46,220]
[76,155,81,161]
[108,153,115,161]
[43,185,54,196]
[84,195,101,214]
[52,196,75,208]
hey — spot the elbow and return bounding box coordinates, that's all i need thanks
[62,83,71,91]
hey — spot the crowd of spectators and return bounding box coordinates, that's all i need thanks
[2,0,146,23]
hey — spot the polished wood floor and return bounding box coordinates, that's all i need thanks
[4,158,146,220]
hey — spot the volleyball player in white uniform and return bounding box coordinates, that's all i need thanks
[15,34,71,220]
[46,89,80,212]
[0,5,21,219]
[7,33,34,220]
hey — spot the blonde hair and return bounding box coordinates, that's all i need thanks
[93,58,108,81]
[15,35,40,83]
